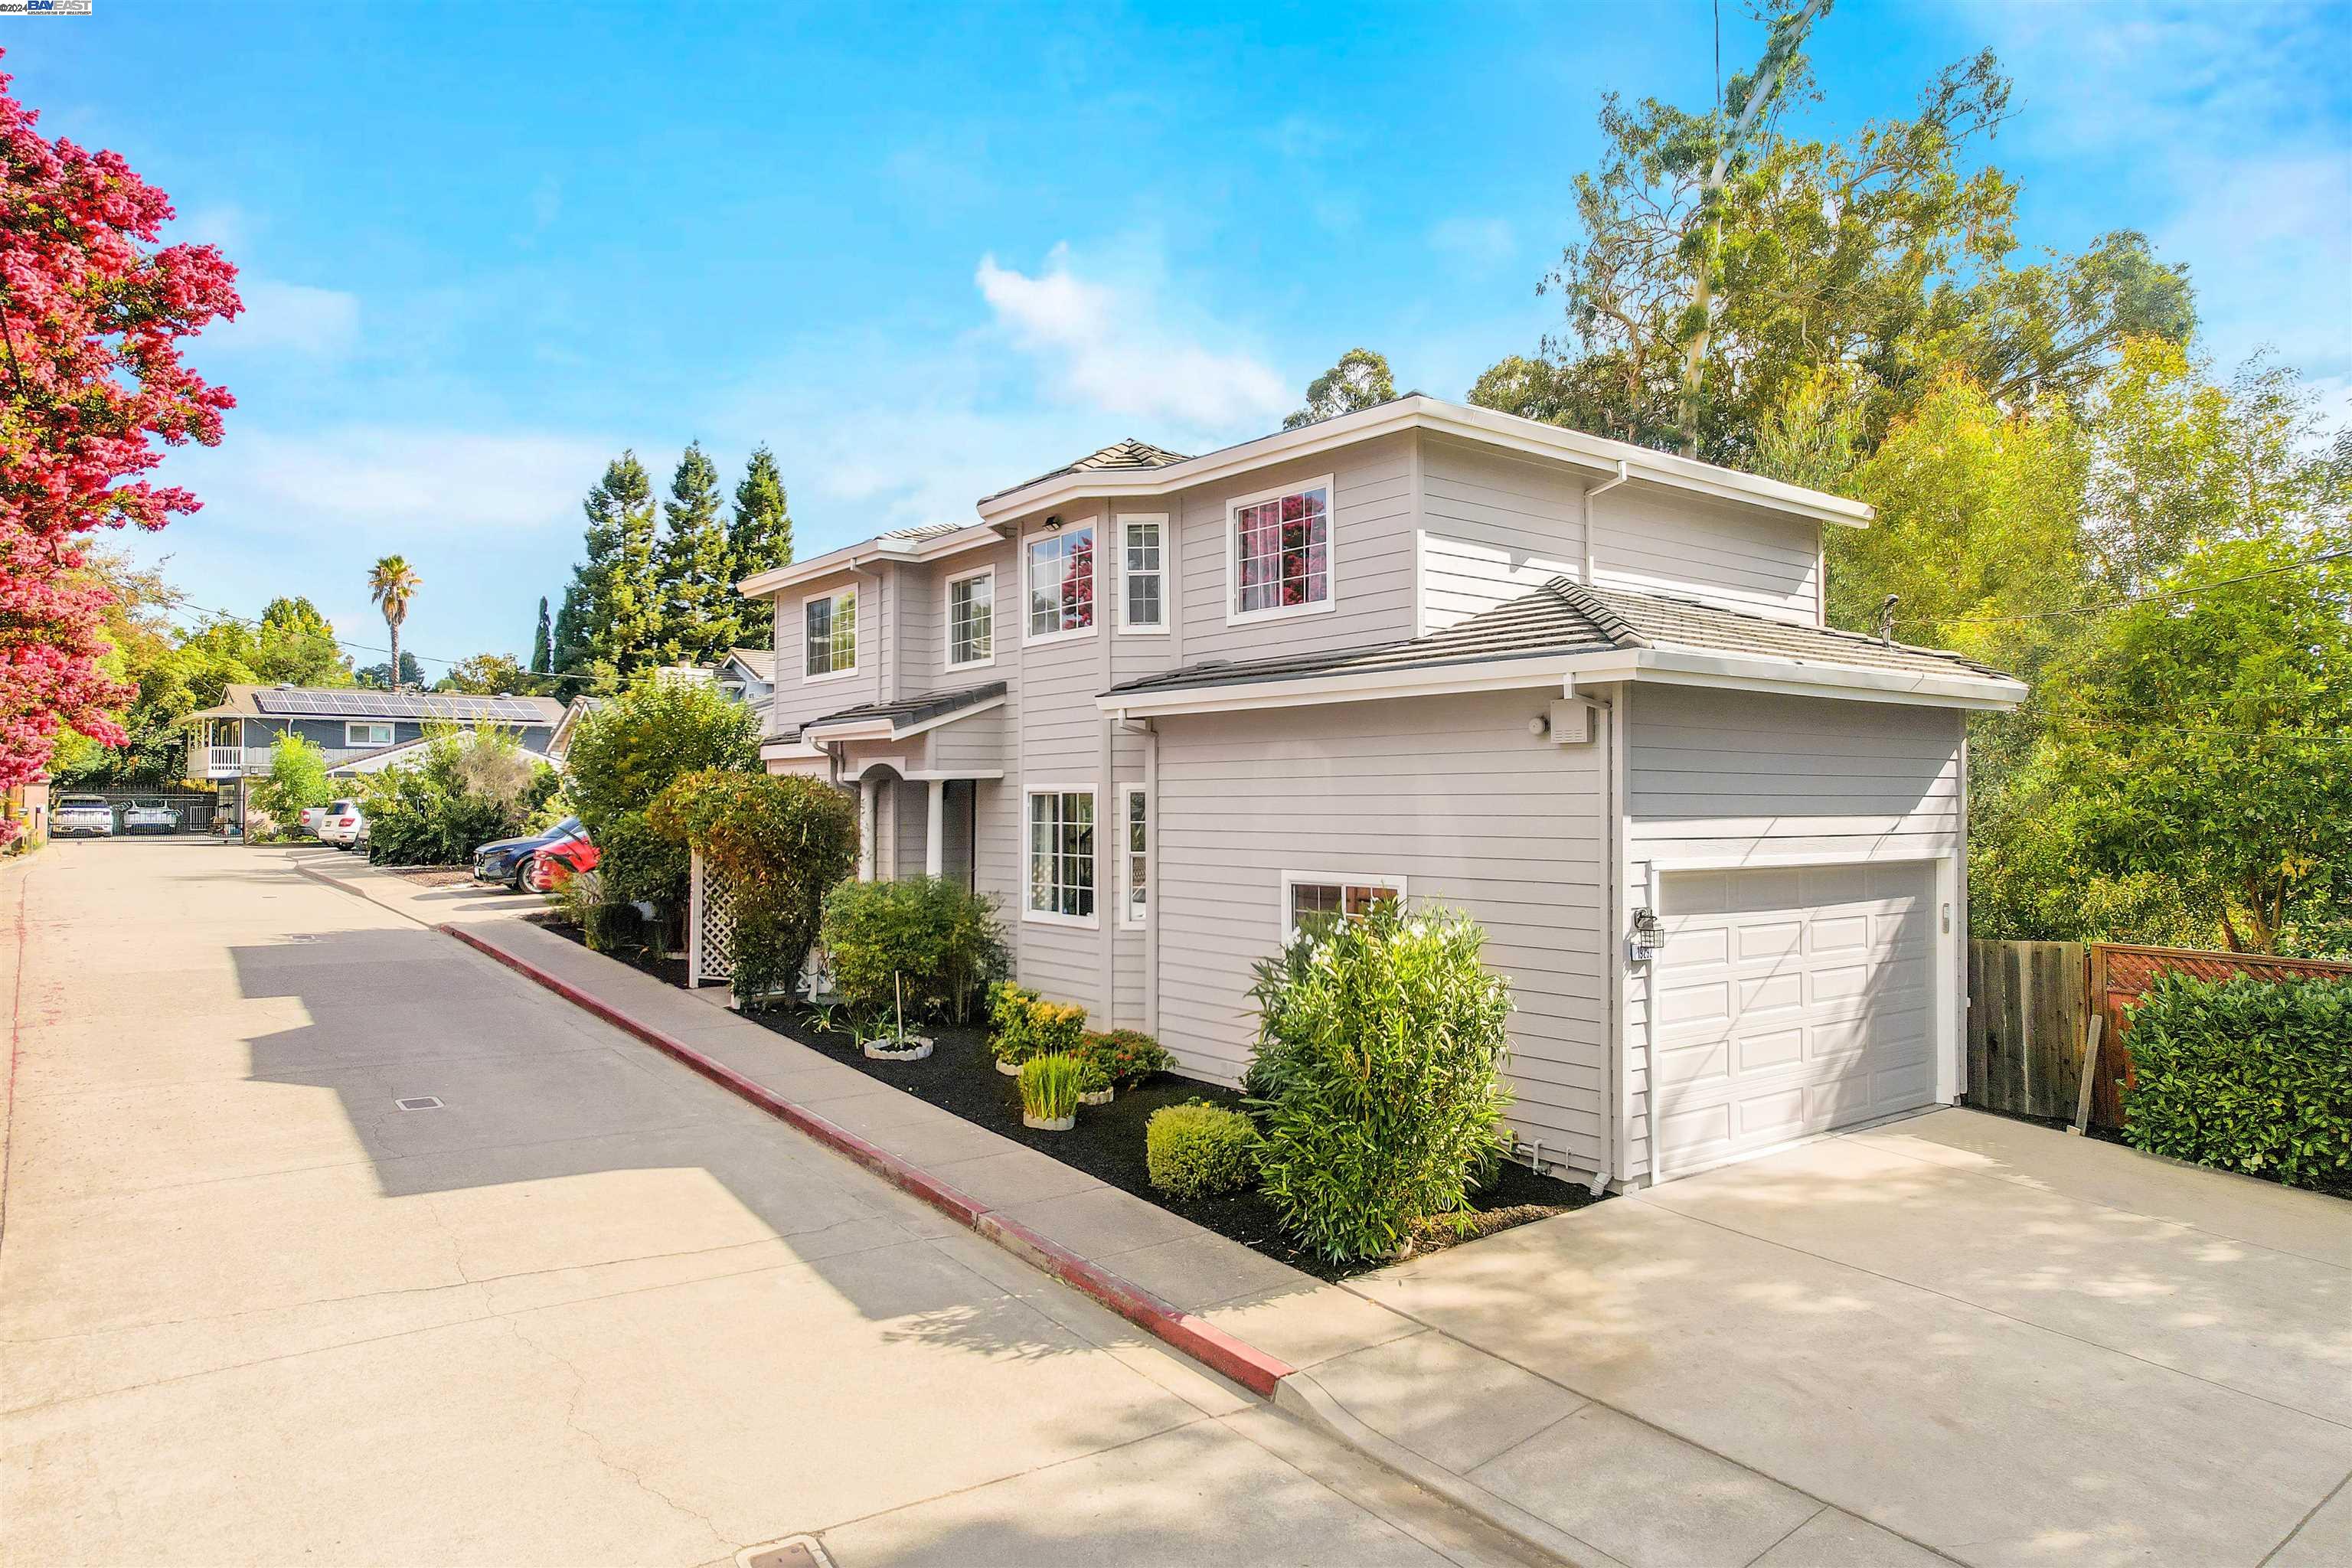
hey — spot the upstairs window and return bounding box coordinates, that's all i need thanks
[345,722,394,747]
[804,588,858,678]
[946,568,994,668]
[1027,790,1095,922]
[1121,517,1166,632]
[1230,479,1331,622]
[1027,524,1095,641]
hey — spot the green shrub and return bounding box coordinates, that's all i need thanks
[2122,972,2352,1188]
[1145,1102,1259,1199]
[986,982,1086,1067]
[1018,1054,1084,1122]
[817,876,1008,1024]
[1246,900,1514,1263]
[359,724,557,865]
[250,731,332,829]
[1075,1028,1173,1091]
[651,769,861,1004]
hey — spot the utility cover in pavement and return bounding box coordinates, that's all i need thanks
[393,1096,444,1111]
[739,1540,832,1568]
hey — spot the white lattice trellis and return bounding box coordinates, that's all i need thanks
[687,848,738,988]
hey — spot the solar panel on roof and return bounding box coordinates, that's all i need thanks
[248,688,549,722]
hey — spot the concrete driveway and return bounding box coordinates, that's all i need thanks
[1,841,1544,1568]
[1348,1109,2352,1568]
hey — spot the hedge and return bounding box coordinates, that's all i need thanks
[1145,1103,1259,1200]
[2121,971,2352,1189]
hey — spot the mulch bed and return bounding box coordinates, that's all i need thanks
[740,1004,1606,1283]
[388,866,474,887]
[524,910,694,991]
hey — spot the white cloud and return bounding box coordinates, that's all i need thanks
[974,244,1290,430]
[166,424,616,542]
[209,280,362,360]
[1429,216,1517,275]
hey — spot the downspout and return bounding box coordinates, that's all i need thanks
[1115,710,1158,1040]
[1585,459,1628,587]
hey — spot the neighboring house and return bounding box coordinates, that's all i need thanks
[545,694,602,763]
[740,396,2024,1190]
[188,685,566,826]
[326,737,561,779]
[713,647,776,708]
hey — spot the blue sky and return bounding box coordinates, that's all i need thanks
[12,1,2349,673]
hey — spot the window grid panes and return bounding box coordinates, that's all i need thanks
[1235,485,1329,615]
[1289,880,1396,930]
[1027,792,1095,918]
[1123,520,1164,629]
[949,572,993,666]
[1027,526,1095,638]
[805,590,857,676]
[1124,787,1148,925]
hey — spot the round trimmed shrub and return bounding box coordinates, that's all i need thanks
[1145,1103,1259,1199]
[1246,899,1513,1262]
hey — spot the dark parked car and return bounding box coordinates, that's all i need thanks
[473,817,594,893]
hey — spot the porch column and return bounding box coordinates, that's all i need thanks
[857,776,877,882]
[925,780,945,877]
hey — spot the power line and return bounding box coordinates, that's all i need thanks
[152,590,601,687]
[1896,545,2352,629]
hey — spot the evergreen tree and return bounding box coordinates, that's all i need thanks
[530,596,552,678]
[654,441,734,663]
[564,452,661,686]
[727,445,795,652]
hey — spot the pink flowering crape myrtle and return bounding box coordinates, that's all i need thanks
[1,48,239,838]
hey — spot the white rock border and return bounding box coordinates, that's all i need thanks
[863,1037,935,1061]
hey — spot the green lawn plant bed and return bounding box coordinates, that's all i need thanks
[743,1005,1603,1282]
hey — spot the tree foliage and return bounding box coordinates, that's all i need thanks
[727,443,793,645]
[358,724,557,866]
[366,556,421,691]
[655,441,735,664]
[558,452,661,687]
[434,652,532,695]
[0,57,240,835]
[651,768,859,1004]
[248,730,332,831]
[1285,348,1398,430]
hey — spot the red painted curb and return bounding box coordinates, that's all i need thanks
[436,921,1298,1398]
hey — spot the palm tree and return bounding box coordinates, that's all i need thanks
[367,555,422,691]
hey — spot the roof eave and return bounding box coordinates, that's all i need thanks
[981,397,1873,530]
[737,522,1003,600]
[1566,646,2026,710]
[1097,652,1582,719]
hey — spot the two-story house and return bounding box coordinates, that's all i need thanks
[740,397,2023,1190]
[190,686,566,827]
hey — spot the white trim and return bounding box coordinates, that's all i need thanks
[1118,782,1148,929]
[737,521,1001,599]
[1022,784,1100,929]
[943,564,997,671]
[1116,514,1170,635]
[975,397,1873,531]
[344,721,395,747]
[1278,870,1409,943]
[1021,518,1101,648]
[1098,645,2024,720]
[1225,473,1337,627]
[799,586,861,681]
[802,694,1007,747]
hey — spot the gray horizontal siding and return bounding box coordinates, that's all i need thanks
[1590,484,1821,626]
[1152,689,1613,1173]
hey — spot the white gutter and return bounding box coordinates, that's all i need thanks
[1587,456,1630,500]
[1097,645,2024,720]
[736,522,999,600]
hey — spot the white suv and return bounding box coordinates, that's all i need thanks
[318,799,366,850]
[54,796,114,837]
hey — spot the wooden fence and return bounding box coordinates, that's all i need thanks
[1966,939,2352,1129]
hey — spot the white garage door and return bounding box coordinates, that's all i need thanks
[1652,862,1939,1172]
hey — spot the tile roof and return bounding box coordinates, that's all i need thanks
[722,646,776,683]
[982,439,1191,503]
[1105,580,2014,697]
[878,521,968,541]
[788,681,1007,740]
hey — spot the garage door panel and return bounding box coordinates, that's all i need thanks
[1654,863,1941,1172]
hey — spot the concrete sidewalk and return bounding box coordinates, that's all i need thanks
[303,851,2021,1568]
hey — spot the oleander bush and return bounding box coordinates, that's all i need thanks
[2121,972,2352,1189]
[1246,899,1514,1262]
[1145,1102,1259,1199]
[818,875,1007,1025]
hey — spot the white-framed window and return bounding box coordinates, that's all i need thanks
[1119,515,1168,633]
[945,567,995,670]
[1026,789,1096,924]
[803,587,858,679]
[1024,521,1096,643]
[345,721,394,747]
[1228,475,1334,624]
[1279,871,1406,940]
[1119,783,1148,928]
